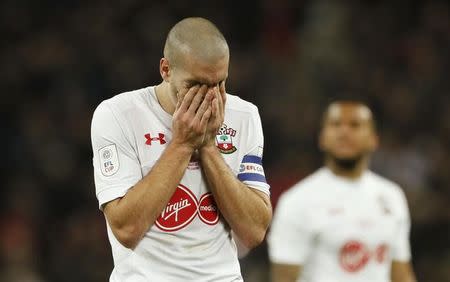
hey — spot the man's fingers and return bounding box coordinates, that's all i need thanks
[175,93,183,110]
[187,85,208,115]
[199,108,212,131]
[179,85,200,113]
[219,81,227,105]
[216,91,225,118]
[178,86,190,100]
[175,87,190,110]
[214,82,225,119]
[211,95,219,118]
[194,92,213,123]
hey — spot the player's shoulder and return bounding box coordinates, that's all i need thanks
[366,170,407,201]
[94,87,150,117]
[225,93,259,115]
[279,168,329,205]
[289,168,332,194]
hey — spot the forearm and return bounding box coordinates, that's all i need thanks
[200,146,272,248]
[391,261,417,282]
[105,142,193,247]
[271,263,302,282]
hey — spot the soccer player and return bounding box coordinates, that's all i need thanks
[90,17,272,281]
[268,102,416,282]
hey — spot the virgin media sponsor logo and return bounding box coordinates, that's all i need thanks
[339,241,370,272]
[155,186,220,232]
[339,241,390,272]
[375,243,389,263]
[155,185,198,232]
[198,193,220,225]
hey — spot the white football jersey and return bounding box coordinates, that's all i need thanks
[268,168,411,282]
[91,86,269,282]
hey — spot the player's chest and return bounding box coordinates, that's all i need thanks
[129,115,246,177]
[315,190,397,241]
[313,190,398,271]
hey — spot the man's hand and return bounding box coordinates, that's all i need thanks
[172,85,213,150]
[202,82,227,149]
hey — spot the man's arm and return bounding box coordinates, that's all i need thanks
[390,187,416,282]
[104,143,192,249]
[200,146,272,248]
[103,85,213,249]
[268,188,314,282]
[391,261,416,282]
[199,82,272,249]
[271,263,302,282]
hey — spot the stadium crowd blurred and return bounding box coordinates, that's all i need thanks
[1,0,449,281]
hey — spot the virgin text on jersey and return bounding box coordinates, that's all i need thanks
[155,185,220,232]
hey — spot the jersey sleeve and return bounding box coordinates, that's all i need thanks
[91,102,142,210]
[237,106,270,195]
[391,187,412,261]
[268,191,315,265]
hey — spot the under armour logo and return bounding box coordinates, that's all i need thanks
[145,133,166,145]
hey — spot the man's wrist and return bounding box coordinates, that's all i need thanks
[199,143,218,156]
[167,141,196,156]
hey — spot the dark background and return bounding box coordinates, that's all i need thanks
[1,0,449,281]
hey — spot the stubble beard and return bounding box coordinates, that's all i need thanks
[327,153,365,171]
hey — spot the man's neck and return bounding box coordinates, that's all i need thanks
[155,82,176,115]
[325,157,368,180]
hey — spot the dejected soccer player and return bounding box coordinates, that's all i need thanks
[91,17,272,281]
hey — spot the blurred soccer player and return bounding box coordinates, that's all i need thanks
[90,17,271,281]
[268,102,416,282]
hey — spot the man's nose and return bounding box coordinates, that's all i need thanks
[335,123,351,135]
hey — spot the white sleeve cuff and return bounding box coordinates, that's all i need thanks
[96,184,133,210]
[245,181,271,196]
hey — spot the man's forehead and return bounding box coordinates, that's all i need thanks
[327,103,373,121]
[182,56,229,85]
[185,73,228,85]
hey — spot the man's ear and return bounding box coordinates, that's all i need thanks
[160,58,171,82]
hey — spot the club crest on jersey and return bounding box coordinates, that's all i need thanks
[216,124,237,154]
